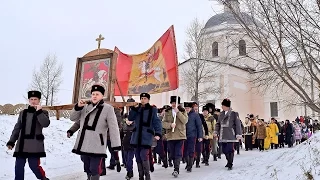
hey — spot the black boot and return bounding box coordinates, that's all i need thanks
[187,157,193,172]
[158,157,162,164]
[213,154,217,161]
[185,157,189,170]
[142,161,151,180]
[172,158,181,177]
[150,162,154,172]
[153,152,157,164]
[125,171,134,179]
[137,163,144,180]
[182,157,185,164]
[87,174,91,180]
[225,154,230,167]
[227,153,234,170]
[196,155,200,168]
[91,175,100,180]
[204,152,209,166]
[201,151,205,164]
[116,160,121,172]
[168,157,173,167]
[107,165,115,170]
[100,159,106,176]
[162,156,168,168]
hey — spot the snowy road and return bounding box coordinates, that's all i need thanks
[51,150,265,180]
[2,116,319,180]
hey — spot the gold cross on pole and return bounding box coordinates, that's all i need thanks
[96,34,105,54]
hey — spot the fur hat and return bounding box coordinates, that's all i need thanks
[221,98,231,107]
[184,102,193,108]
[162,105,170,109]
[140,93,150,99]
[91,85,105,95]
[28,91,41,99]
[202,106,209,112]
[205,103,215,110]
[170,96,181,104]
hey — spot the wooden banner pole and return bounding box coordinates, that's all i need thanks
[172,89,179,133]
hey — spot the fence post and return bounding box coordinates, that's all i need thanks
[55,110,60,120]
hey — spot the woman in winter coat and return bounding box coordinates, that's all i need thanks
[264,124,271,150]
[284,120,294,147]
[269,118,279,149]
[293,122,302,145]
[255,120,267,151]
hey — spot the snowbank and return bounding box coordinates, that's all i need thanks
[0,115,82,180]
[0,115,319,180]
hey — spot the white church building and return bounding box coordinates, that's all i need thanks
[124,0,314,122]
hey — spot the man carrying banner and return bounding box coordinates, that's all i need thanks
[128,93,162,180]
[162,96,188,177]
[68,84,122,180]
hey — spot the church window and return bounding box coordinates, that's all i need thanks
[270,102,278,117]
[212,42,219,57]
[239,40,246,56]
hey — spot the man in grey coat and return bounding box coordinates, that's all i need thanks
[7,90,50,180]
[213,99,242,170]
[68,84,121,180]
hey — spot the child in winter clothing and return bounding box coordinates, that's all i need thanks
[301,124,309,143]
[293,122,302,145]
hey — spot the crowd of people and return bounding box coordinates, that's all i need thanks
[242,115,318,152]
[5,84,319,180]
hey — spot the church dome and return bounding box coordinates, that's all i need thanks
[204,12,258,29]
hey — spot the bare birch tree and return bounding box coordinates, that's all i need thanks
[182,18,220,103]
[30,54,63,106]
[220,0,320,113]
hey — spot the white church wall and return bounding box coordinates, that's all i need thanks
[227,67,252,119]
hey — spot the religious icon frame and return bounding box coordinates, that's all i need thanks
[72,52,117,104]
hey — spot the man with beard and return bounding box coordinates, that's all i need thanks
[214,99,242,170]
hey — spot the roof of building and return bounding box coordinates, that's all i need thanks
[204,12,261,29]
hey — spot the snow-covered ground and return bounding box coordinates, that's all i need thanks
[1,115,320,180]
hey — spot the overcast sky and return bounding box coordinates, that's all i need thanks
[0,0,223,105]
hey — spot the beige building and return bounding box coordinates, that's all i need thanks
[117,0,316,122]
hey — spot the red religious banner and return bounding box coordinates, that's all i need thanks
[114,25,179,96]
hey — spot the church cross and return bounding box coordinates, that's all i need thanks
[96,34,105,50]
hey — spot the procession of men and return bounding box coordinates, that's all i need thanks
[8,84,318,180]
[5,84,247,180]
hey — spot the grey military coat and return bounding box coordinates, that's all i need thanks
[214,111,242,142]
[7,106,50,157]
[69,101,121,157]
